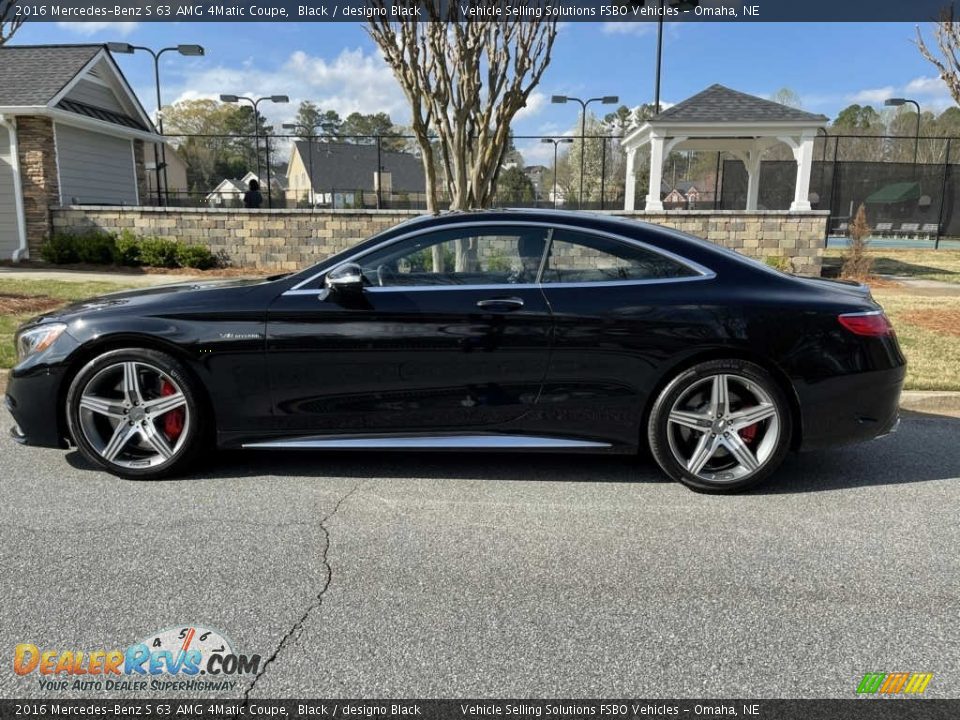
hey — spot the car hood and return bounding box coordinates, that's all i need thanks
[26,276,280,327]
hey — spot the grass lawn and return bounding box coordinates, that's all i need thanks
[825,248,960,284]
[872,289,960,391]
[1,278,957,392]
[0,279,138,370]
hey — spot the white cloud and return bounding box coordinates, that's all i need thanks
[168,47,407,126]
[847,76,954,112]
[905,75,946,96]
[514,92,547,122]
[601,23,653,37]
[517,139,559,166]
[57,22,139,37]
[903,75,954,109]
[847,86,897,105]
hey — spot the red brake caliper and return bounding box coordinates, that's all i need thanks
[739,420,759,445]
[159,380,184,442]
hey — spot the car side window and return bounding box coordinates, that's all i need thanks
[355,226,550,287]
[541,229,699,284]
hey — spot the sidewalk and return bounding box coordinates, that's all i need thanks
[0,266,204,286]
[879,275,960,297]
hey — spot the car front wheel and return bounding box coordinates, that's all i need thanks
[648,359,793,493]
[66,348,203,479]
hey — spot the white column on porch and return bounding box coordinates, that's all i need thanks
[745,151,762,211]
[624,147,637,211]
[789,131,816,212]
[645,133,665,212]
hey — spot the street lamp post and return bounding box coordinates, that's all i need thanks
[108,42,205,206]
[885,97,921,166]
[282,122,320,207]
[220,94,289,207]
[648,0,699,114]
[541,137,574,209]
[551,95,618,208]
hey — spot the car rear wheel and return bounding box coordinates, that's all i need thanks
[647,359,792,493]
[66,349,203,479]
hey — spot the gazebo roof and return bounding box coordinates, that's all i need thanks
[653,84,828,124]
[620,85,826,213]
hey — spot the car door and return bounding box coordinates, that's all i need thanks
[264,223,555,435]
[533,225,714,447]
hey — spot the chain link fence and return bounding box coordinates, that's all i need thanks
[141,132,643,211]
[134,131,960,245]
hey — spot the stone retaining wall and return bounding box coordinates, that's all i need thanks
[49,207,828,275]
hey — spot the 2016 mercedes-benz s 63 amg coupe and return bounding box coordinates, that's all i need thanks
[5,210,905,492]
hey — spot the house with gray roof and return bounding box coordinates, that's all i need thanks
[621,84,828,212]
[286,140,425,207]
[0,44,161,259]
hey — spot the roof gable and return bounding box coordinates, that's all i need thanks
[0,45,103,106]
[0,44,154,133]
[653,84,828,124]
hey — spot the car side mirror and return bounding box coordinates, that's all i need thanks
[325,263,364,294]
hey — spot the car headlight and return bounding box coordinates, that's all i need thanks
[16,323,67,362]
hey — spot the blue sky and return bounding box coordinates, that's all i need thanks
[13,21,954,164]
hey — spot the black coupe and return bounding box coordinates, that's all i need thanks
[6,210,905,492]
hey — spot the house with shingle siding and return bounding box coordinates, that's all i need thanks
[0,44,161,260]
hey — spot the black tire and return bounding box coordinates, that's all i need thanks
[66,348,205,480]
[647,359,793,493]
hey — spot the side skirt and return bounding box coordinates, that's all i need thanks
[241,433,613,451]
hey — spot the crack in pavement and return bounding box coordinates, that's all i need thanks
[241,480,365,702]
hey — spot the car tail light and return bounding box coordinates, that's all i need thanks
[838,311,894,337]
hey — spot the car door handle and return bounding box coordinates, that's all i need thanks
[476,297,525,310]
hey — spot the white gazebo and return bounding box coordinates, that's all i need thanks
[622,84,828,212]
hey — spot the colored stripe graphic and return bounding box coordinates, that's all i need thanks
[856,673,886,694]
[904,673,934,694]
[857,673,933,694]
[880,673,908,694]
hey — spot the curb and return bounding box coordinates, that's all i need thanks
[0,369,957,417]
[899,391,960,418]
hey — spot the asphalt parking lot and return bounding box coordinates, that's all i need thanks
[1,412,958,700]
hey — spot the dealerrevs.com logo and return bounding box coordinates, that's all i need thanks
[13,626,261,692]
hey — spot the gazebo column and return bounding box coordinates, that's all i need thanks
[624,147,637,211]
[645,133,665,212]
[745,153,762,211]
[789,133,815,211]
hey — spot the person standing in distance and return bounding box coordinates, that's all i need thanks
[243,179,263,209]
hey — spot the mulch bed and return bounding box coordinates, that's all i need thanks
[0,260,274,278]
[0,293,64,315]
[902,309,960,337]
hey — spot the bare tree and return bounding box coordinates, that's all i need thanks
[916,8,960,106]
[1,0,23,46]
[367,5,557,212]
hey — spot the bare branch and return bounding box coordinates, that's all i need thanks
[915,8,960,107]
[1,0,24,46]
[367,2,558,211]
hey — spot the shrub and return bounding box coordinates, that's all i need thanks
[175,244,217,270]
[39,234,80,264]
[842,203,873,280]
[764,255,791,273]
[138,237,180,268]
[75,231,118,265]
[115,229,142,266]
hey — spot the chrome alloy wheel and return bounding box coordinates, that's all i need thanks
[77,361,191,469]
[665,372,780,484]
